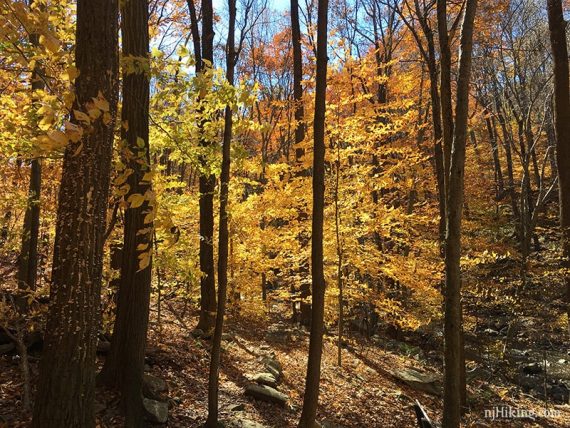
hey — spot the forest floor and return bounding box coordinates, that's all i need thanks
[2,286,570,427]
[3,218,570,427]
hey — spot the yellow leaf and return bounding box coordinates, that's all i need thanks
[47,130,68,147]
[39,33,60,54]
[93,92,110,112]
[138,252,151,271]
[127,193,145,208]
[65,121,83,143]
[144,210,155,224]
[88,108,101,120]
[74,109,90,125]
[63,65,79,81]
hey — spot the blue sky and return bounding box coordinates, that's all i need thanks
[212,0,290,13]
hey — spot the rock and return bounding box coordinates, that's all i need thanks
[508,349,529,361]
[387,368,441,396]
[549,382,570,404]
[228,403,245,412]
[515,373,540,392]
[222,332,235,341]
[262,357,282,375]
[317,420,347,428]
[143,374,168,401]
[245,384,288,406]
[143,397,168,424]
[251,372,278,388]
[0,342,15,355]
[221,417,266,428]
[265,365,279,380]
[522,362,543,375]
[191,328,205,338]
[265,326,291,344]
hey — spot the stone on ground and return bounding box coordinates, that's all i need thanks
[261,357,282,379]
[143,397,168,424]
[387,367,441,396]
[221,416,266,428]
[143,373,168,401]
[251,372,278,388]
[245,384,288,406]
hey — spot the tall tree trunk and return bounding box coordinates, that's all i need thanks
[298,0,328,424]
[206,0,235,423]
[485,113,504,199]
[335,144,343,367]
[291,0,311,325]
[547,0,570,337]
[196,0,217,333]
[17,159,41,292]
[427,46,447,244]
[17,0,44,294]
[441,1,477,427]
[292,0,305,161]
[98,0,151,426]
[494,98,520,220]
[32,0,119,425]
[437,0,454,200]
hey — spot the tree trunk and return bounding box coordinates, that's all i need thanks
[292,0,305,161]
[441,1,477,427]
[335,145,343,367]
[298,0,328,424]
[32,0,119,425]
[17,159,41,292]
[485,113,504,199]
[98,0,151,426]
[291,0,311,323]
[437,0,454,200]
[17,0,44,294]
[196,0,217,333]
[547,0,570,337]
[206,0,236,423]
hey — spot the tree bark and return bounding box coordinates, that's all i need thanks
[206,0,236,423]
[196,0,217,333]
[485,113,504,199]
[98,0,151,426]
[17,0,44,294]
[442,1,477,427]
[32,0,119,426]
[292,0,305,160]
[17,159,41,292]
[298,0,328,424]
[437,0,454,201]
[547,0,570,337]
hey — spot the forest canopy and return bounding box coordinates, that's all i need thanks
[1,0,570,427]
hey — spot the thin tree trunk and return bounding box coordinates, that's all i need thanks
[32,0,119,425]
[437,0,454,200]
[442,1,477,427]
[335,144,343,367]
[292,0,305,161]
[98,0,151,425]
[547,0,570,337]
[196,0,217,333]
[206,0,236,423]
[291,0,311,323]
[485,113,504,198]
[298,0,328,424]
[17,0,44,294]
